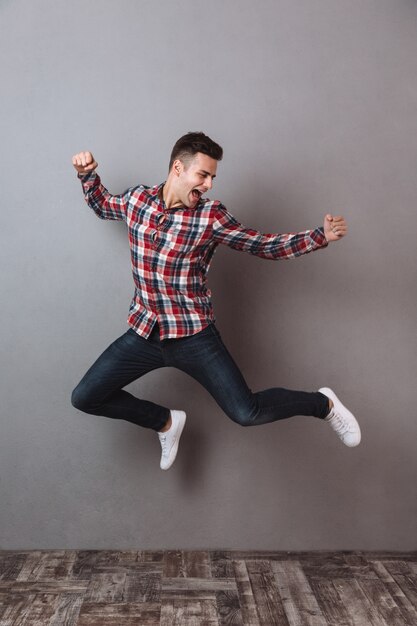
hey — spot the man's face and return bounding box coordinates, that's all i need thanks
[174,152,218,208]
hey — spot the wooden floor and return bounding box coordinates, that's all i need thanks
[0,550,416,625]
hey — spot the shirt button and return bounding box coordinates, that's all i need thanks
[152,231,157,242]
[158,215,166,225]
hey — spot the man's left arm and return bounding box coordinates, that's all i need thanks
[212,206,347,259]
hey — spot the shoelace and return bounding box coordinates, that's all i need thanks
[158,434,167,455]
[329,410,350,434]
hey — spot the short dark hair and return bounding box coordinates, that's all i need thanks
[169,132,223,172]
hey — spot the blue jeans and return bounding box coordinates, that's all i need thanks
[71,323,329,431]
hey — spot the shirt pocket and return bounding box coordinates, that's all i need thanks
[165,224,208,254]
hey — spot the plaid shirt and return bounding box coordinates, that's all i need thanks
[78,171,328,339]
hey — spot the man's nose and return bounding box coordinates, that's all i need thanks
[205,177,213,190]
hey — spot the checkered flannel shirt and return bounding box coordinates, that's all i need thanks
[78,171,328,339]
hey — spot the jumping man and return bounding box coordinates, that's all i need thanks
[71,132,361,470]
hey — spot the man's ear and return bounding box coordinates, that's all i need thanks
[173,159,183,177]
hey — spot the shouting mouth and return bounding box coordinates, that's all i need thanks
[191,189,203,202]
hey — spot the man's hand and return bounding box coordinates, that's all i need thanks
[72,151,98,175]
[323,214,347,242]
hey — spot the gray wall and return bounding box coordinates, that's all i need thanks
[1,0,416,550]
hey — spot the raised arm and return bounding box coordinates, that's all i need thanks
[72,151,130,221]
[212,204,330,260]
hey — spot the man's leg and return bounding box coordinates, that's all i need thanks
[71,326,187,468]
[71,327,169,431]
[165,324,360,445]
[165,323,326,424]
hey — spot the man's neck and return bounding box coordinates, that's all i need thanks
[162,177,183,209]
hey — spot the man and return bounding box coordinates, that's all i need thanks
[71,132,360,470]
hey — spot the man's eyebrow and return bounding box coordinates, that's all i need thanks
[200,169,216,178]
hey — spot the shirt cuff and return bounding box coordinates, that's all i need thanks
[77,170,98,183]
[310,226,328,248]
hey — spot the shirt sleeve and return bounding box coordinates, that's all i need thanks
[212,204,328,260]
[78,171,131,221]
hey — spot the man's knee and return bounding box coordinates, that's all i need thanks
[71,383,95,413]
[227,405,257,427]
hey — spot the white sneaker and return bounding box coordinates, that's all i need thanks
[319,388,361,447]
[158,410,186,470]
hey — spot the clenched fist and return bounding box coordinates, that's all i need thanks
[323,214,348,242]
[72,151,98,175]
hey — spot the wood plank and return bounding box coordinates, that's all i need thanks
[6,592,59,625]
[48,592,84,626]
[92,562,162,574]
[246,560,289,626]
[0,580,89,594]
[357,577,411,626]
[342,554,379,580]
[15,550,44,581]
[308,579,353,626]
[76,611,160,626]
[137,550,164,564]
[271,560,327,625]
[84,572,126,602]
[163,550,185,577]
[161,589,217,601]
[77,601,161,626]
[382,560,415,575]
[370,560,417,623]
[211,552,235,579]
[70,550,138,574]
[0,592,37,625]
[215,589,243,625]
[382,560,417,608]
[223,551,352,562]
[162,577,237,592]
[99,550,139,565]
[302,553,377,582]
[75,611,160,626]
[233,559,260,626]
[301,554,354,581]
[0,552,27,581]
[78,601,160,616]
[77,607,161,626]
[123,571,161,602]
[16,550,78,582]
[388,574,417,610]
[160,598,219,626]
[71,551,102,579]
[160,600,175,626]
[90,551,123,566]
[183,550,212,578]
[331,578,390,626]
[356,552,417,561]
[55,551,79,580]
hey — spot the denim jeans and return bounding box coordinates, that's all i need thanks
[71,323,329,431]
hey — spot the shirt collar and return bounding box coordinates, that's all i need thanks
[148,182,164,202]
[148,182,198,212]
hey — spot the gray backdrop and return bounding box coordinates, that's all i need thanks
[1,0,416,550]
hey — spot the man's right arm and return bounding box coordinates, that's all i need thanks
[72,151,129,221]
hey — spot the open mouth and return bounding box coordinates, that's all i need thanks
[191,189,203,202]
